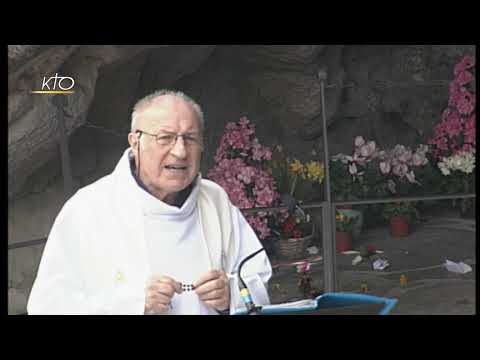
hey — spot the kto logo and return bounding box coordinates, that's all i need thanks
[31,73,75,94]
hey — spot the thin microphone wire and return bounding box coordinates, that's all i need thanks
[238,247,266,289]
[136,131,142,179]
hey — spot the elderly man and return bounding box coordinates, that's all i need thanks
[27,90,272,315]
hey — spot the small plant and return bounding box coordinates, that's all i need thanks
[382,201,420,224]
[296,260,313,298]
[335,211,354,233]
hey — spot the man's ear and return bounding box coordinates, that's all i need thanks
[128,132,141,152]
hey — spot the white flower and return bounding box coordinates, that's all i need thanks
[438,151,476,175]
[438,161,451,175]
[416,144,429,155]
[349,163,358,175]
[412,153,427,166]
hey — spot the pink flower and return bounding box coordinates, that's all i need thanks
[246,214,271,239]
[454,61,466,76]
[462,144,474,153]
[255,187,275,207]
[443,113,463,138]
[297,261,311,273]
[354,136,365,147]
[435,137,449,151]
[263,148,272,160]
[461,54,475,69]
[448,83,460,107]
[225,122,237,131]
[463,115,476,145]
[432,122,446,139]
[360,142,375,157]
[455,70,474,86]
[398,149,412,164]
[237,166,256,184]
[380,161,391,174]
[441,108,453,123]
[239,116,250,127]
[455,88,475,115]
[252,145,264,161]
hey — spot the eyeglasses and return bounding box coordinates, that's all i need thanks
[137,130,203,149]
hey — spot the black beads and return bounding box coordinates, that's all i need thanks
[182,283,194,292]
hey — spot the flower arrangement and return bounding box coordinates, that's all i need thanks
[428,54,476,161]
[270,147,325,202]
[428,54,476,213]
[335,211,354,233]
[377,143,430,195]
[267,147,322,252]
[207,116,280,240]
[330,137,383,201]
[330,136,430,200]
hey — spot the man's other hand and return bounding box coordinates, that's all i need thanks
[194,270,230,312]
[144,275,182,315]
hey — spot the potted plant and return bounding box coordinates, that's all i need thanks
[382,201,420,238]
[335,211,354,253]
[273,207,315,260]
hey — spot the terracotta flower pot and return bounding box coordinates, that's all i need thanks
[337,208,363,240]
[336,231,353,253]
[389,216,409,238]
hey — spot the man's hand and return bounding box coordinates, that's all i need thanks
[144,275,182,315]
[194,270,230,312]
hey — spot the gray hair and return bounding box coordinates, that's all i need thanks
[131,90,204,132]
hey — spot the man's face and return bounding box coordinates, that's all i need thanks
[128,96,203,202]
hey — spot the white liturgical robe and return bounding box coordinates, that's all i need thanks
[27,148,272,315]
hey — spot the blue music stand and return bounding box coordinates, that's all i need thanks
[234,292,398,315]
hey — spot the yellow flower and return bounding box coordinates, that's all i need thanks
[305,161,325,183]
[289,159,304,174]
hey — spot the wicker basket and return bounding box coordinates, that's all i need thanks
[277,224,315,260]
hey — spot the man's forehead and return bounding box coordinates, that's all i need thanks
[137,97,201,131]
